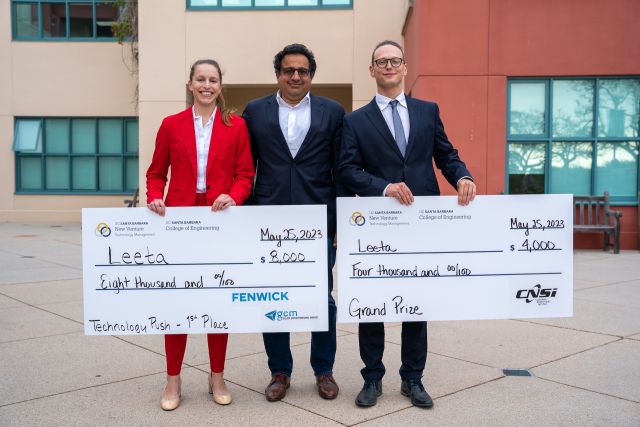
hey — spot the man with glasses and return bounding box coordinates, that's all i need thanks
[339,40,476,409]
[243,43,345,402]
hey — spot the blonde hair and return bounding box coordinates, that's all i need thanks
[188,59,235,126]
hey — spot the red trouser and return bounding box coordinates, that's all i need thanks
[165,193,228,375]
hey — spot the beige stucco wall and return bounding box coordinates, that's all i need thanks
[0,3,12,117]
[2,0,408,219]
[139,0,406,106]
[0,1,137,220]
[352,0,408,109]
[11,43,137,116]
[1,2,15,216]
[138,0,406,199]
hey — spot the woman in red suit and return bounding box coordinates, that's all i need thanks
[146,59,254,410]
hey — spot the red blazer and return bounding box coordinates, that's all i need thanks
[146,107,255,207]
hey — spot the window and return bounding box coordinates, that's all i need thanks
[12,0,119,40]
[187,0,352,10]
[507,78,640,203]
[13,117,138,194]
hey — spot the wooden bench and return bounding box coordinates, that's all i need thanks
[574,192,622,254]
[124,188,139,207]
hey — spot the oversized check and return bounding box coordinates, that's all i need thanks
[337,195,573,322]
[82,206,327,335]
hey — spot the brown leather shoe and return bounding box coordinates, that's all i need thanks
[265,373,290,401]
[316,374,339,400]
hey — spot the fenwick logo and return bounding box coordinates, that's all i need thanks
[516,284,558,305]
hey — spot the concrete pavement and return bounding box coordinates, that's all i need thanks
[0,222,639,426]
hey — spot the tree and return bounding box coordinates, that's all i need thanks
[111,0,138,109]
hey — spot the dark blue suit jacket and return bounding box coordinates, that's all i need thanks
[242,93,345,236]
[339,96,471,197]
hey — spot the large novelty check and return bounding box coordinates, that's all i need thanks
[337,195,573,322]
[82,206,328,335]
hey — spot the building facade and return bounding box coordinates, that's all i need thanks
[2,0,639,249]
[403,0,640,249]
[2,0,406,219]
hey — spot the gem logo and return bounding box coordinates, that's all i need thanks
[95,222,111,237]
[349,211,366,226]
[264,309,299,321]
[516,284,557,306]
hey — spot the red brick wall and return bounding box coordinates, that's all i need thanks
[403,0,640,249]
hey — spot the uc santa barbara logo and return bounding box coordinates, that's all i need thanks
[349,211,366,226]
[95,222,111,237]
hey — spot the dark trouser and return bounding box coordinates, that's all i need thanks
[262,238,337,377]
[359,321,427,380]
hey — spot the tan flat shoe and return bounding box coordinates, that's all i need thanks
[209,372,232,405]
[160,376,181,411]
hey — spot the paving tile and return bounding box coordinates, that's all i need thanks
[0,223,79,239]
[0,279,82,306]
[221,334,500,426]
[39,303,351,369]
[573,250,607,260]
[0,249,47,272]
[1,239,81,269]
[527,298,640,337]
[358,376,640,427]
[38,301,83,323]
[0,293,27,309]
[573,256,640,284]
[336,321,360,334]
[534,339,640,402]
[0,305,82,343]
[574,250,638,264]
[574,279,608,290]
[383,319,616,369]
[0,332,165,406]
[118,331,317,368]
[618,279,640,287]
[0,253,81,285]
[0,368,341,427]
[1,220,639,426]
[336,322,401,335]
[575,282,640,308]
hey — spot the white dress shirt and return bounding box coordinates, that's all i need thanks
[193,106,216,193]
[277,91,311,158]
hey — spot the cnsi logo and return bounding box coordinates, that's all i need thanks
[516,284,557,305]
[349,211,366,226]
[265,309,298,321]
[95,222,111,237]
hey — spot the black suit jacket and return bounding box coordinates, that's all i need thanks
[339,96,471,197]
[242,93,345,236]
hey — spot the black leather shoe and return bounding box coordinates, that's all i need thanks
[401,378,433,408]
[355,380,382,407]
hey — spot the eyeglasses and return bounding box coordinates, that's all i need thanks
[280,67,311,78]
[373,57,404,68]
